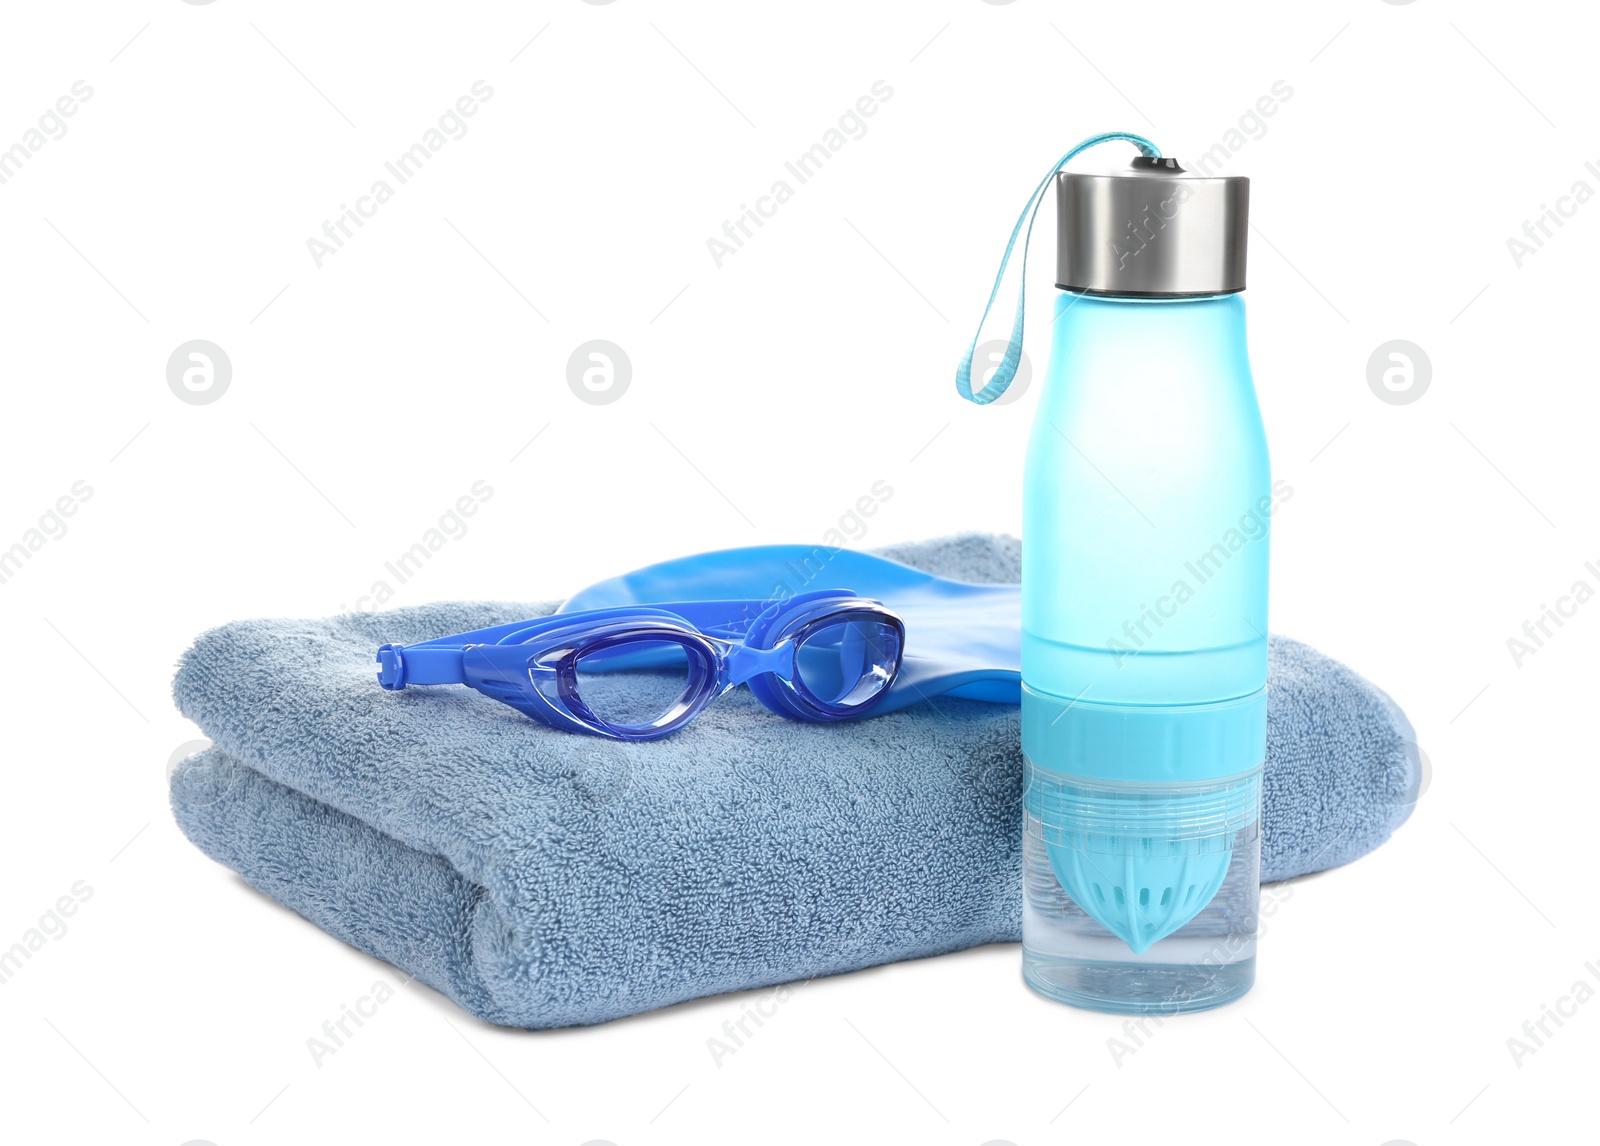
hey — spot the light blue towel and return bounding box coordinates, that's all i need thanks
[169,534,1417,1028]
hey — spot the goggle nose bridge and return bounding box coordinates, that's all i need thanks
[725,639,794,686]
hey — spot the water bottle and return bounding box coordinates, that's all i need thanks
[958,136,1271,1013]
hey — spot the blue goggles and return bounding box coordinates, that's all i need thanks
[374,589,904,741]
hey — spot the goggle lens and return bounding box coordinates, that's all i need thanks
[571,636,701,735]
[792,617,903,710]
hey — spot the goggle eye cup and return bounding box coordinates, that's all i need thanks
[784,611,904,717]
[560,630,720,740]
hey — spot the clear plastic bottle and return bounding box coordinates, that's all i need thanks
[1020,159,1271,1013]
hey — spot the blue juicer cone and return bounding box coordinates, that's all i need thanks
[1044,841,1232,954]
[1028,769,1259,955]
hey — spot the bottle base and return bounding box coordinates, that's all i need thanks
[1022,949,1255,1014]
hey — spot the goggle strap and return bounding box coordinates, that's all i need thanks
[376,643,467,689]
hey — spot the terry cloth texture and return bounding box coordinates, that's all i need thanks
[170,533,1416,1029]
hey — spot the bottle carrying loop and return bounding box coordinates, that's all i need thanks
[954,131,1160,406]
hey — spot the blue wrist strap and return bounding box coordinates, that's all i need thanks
[954,131,1160,406]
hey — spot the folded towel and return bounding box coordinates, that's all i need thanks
[169,533,1417,1029]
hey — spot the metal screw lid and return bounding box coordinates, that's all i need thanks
[1056,156,1249,297]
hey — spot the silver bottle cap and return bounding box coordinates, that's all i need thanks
[1056,156,1248,297]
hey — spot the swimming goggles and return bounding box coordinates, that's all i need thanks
[374,589,905,741]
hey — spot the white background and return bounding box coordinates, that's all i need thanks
[1,1,1595,1143]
